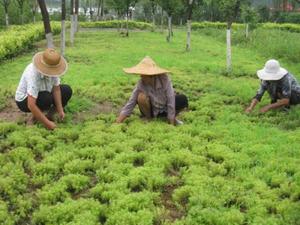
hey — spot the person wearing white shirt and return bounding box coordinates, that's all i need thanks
[15,49,72,130]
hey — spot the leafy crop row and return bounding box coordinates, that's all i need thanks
[192,21,300,33]
[0,22,61,61]
[80,20,153,30]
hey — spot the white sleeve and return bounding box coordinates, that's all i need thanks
[27,72,40,99]
[53,77,61,86]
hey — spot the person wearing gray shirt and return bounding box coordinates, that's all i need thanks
[246,59,300,113]
[116,57,188,125]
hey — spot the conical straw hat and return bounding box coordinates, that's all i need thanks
[123,56,170,76]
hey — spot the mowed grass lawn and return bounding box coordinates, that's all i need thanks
[0,29,300,225]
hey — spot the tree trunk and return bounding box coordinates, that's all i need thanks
[126,9,129,37]
[96,0,100,21]
[61,0,66,56]
[166,16,172,42]
[75,0,79,32]
[186,20,192,51]
[186,0,194,51]
[37,0,54,48]
[226,25,232,73]
[5,12,9,26]
[152,13,155,29]
[70,0,74,46]
[245,23,249,38]
[100,0,104,20]
[160,7,164,33]
[21,8,24,24]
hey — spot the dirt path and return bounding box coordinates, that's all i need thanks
[0,99,30,123]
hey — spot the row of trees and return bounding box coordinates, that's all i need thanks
[2,0,300,72]
[0,0,39,25]
[2,0,300,27]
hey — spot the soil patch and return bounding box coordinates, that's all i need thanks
[160,182,186,222]
[0,98,30,123]
[73,101,116,123]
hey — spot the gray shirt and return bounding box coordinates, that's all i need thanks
[121,74,175,120]
[255,73,300,104]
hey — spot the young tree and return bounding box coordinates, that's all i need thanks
[37,0,54,48]
[107,0,138,36]
[61,0,66,56]
[96,0,105,20]
[241,4,258,38]
[29,0,38,23]
[158,0,182,42]
[15,0,25,24]
[75,0,79,32]
[89,0,95,21]
[184,0,197,51]
[219,0,246,72]
[149,0,157,28]
[70,0,75,46]
[124,0,139,36]
[0,0,10,26]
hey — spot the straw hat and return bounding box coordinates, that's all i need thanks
[33,48,68,77]
[257,59,288,81]
[123,56,170,76]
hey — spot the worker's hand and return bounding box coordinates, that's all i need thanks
[58,110,65,121]
[260,105,270,113]
[245,107,253,114]
[116,114,127,123]
[46,121,57,130]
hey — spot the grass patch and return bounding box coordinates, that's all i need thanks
[0,29,300,224]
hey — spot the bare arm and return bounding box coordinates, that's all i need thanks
[245,98,259,113]
[52,85,65,120]
[116,85,140,123]
[27,95,56,130]
[260,98,290,113]
[165,77,176,125]
[116,113,128,123]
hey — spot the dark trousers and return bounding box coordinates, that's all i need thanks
[140,94,188,117]
[16,84,73,113]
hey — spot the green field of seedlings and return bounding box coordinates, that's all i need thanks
[1,28,300,225]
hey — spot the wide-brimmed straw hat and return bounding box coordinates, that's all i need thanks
[257,59,288,81]
[33,48,68,77]
[123,56,170,76]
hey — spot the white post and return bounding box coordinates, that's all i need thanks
[226,28,232,72]
[70,15,74,46]
[61,20,66,56]
[186,20,192,51]
[5,13,9,26]
[75,14,78,33]
[46,33,54,48]
[246,23,249,38]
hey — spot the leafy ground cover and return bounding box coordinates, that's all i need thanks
[0,29,300,225]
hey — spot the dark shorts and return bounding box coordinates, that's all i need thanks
[16,84,73,113]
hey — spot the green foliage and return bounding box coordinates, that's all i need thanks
[1,28,300,225]
[157,0,183,16]
[32,199,105,225]
[0,22,61,61]
[192,21,245,30]
[80,20,154,30]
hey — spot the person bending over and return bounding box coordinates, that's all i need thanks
[246,59,300,114]
[15,48,72,130]
[116,56,188,126]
